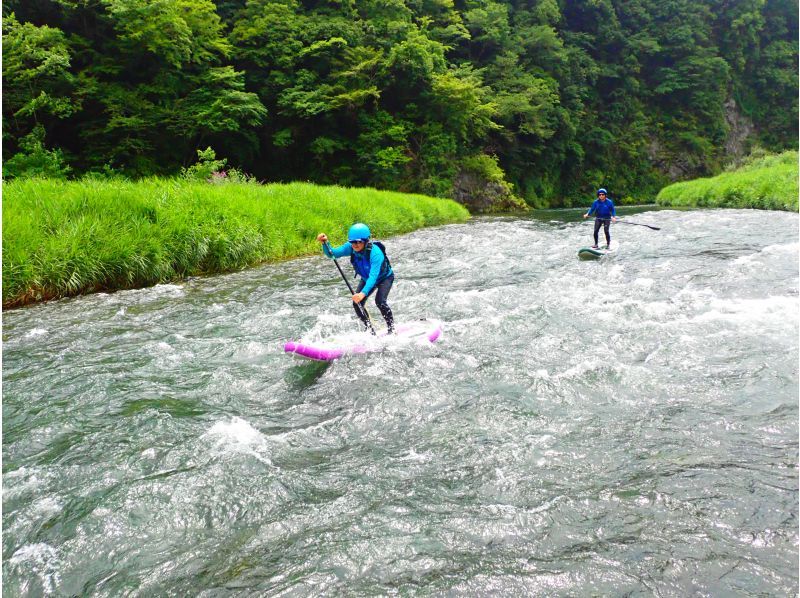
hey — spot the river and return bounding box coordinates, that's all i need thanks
[3,208,798,596]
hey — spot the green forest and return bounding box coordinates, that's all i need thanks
[3,0,797,207]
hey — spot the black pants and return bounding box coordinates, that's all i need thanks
[593,218,611,246]
[354,274,394,332]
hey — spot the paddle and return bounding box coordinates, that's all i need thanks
[324,241,376,335]
[616,220,661,230]
[588,218,661,231]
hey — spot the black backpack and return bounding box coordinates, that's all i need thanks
[351,240,392,279]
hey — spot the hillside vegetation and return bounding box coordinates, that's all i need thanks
[3,0,797,206]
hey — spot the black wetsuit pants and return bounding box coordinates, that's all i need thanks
[593,218,611,246]
[354,274,394,332]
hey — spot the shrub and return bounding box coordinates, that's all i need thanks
[2,125,72,179]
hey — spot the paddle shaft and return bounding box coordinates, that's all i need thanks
[617,220,660,230]
[324,242,376,334]
[590,218,661,231]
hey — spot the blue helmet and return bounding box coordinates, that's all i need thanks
[597,188,608,196]
[348,223,371,242]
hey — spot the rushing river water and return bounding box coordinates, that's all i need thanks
[3,208,798,596]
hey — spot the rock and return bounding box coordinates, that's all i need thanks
[452,170,528,213]
[723,97,755,160]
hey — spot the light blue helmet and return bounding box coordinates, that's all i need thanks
[348,222,371,242]
[597,188,608,196]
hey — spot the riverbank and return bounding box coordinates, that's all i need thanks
[655,151,799,211]
[2,178,469,309]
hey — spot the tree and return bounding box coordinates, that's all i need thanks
[2,13,77,158]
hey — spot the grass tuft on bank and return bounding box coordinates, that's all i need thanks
[2,178,469,308]
[656,151,799,211]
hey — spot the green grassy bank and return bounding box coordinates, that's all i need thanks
[656,151,799,211]
[2,178,469,308]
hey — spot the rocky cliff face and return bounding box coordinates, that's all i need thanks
[451,170,528,213]
[647,138,693,180]
[647,97,757,182]
[723,97,756,162]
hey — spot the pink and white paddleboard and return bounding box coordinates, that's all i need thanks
[284,319,442,361]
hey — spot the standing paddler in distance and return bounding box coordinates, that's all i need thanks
[582,188,617,248]
[317,223,395,333]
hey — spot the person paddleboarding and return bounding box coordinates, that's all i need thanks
[317,223,395,333]
[582,188,617,248]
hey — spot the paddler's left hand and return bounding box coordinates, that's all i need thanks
[612,216,617,223]
[352,292,366,304]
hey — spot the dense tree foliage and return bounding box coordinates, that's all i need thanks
[3,0,797,206]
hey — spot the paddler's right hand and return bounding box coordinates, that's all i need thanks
[317,233,328,243]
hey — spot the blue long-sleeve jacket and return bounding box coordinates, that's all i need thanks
[323,242,392,296]
[586,198,616,219]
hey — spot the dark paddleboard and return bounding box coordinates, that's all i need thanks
[577,240,618,260]
[578,247,605,260]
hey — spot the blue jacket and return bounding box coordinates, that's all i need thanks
[323,242,393,296]
[586,198,616,219]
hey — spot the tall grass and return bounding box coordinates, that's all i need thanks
[656,150,799,211]
[2,178,470,308]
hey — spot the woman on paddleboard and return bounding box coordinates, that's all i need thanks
[582,188,617,248]
[317,223,395,333]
